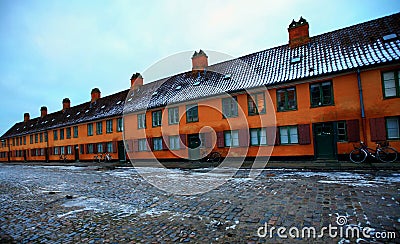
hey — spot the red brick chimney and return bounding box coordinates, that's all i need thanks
[24,113,30,122]
[40,106,47,118]
[288,17,310,48]
[192,50,208,71]
[130,73,143,89]
[91,88,101,103]
[62,98,71,112]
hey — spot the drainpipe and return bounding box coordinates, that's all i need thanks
[7,139,11,163]
[357,69,367,144]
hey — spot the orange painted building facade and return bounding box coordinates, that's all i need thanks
[1,13,400,162]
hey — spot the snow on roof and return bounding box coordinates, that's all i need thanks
[2,13,400,139]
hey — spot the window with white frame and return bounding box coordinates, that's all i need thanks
[250,128,267,145]
[382,71,400,98]
[279,126,298,144]
[224,130,239,147]
[138,113,146,129]
[169,136,180,150]
[168,107,179,125]
[138,139,148,151]
[386,117,400,139]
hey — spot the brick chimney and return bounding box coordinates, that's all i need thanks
[40,106,47,118]
[288,17,310,48]
[130,73,143,89]
[192,50,208,71]
[91,88,101,103]
[24,113,30,122]
[62,98,71,112]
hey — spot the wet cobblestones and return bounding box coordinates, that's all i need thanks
[0,164,399,243]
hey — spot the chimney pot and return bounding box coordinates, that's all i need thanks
[130,73,143,89]
[91,88,101,103]
[288,17,310,48]
[24,113,30,122]
[40,106,48,118]
[191,50,208,71]
[62,98,71,112]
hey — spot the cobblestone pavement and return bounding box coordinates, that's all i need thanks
[0,164,399,243]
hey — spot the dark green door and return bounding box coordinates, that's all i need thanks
[118,141,126,161]
[314,123,336,160]
[74,145,79,162]
[188,134,201,160]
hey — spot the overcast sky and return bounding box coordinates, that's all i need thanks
[1,0,399,135]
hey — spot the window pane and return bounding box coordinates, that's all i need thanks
[169,108,179,124]
[337,121,347,141]
[321,82,332,105]
[248,95,257,115]
[186,104,198,122]
[257,93,266,114]
[277,90,286,111]
[250,129,259,145]
[287,88,297,109]
[289,127,298,144]
[232,130,239,146]
[310,84,321,106]
[154,138,162,151]
[387,118,399,139]
[117,118,123,132]
[260,128,267,145]
[384,78,396,97]
[107,142,113,152]
[280,128,289,144]
[224,132,231,147]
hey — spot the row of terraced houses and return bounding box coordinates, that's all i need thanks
[1,13,400,163]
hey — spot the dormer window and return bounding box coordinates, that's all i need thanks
[383,33,398,41]
[223,74,232,80]
[290,56,301,64]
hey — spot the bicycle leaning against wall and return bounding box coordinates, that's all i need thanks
[349,141,398,163]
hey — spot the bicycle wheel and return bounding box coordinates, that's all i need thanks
[377,147,398,163]
[209,152,222,163]
[349,148,367,163]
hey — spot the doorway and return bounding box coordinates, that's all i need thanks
[313,122,336,160]
[118,141,126,161]
[74,145,79,162]
[188,134,201,160]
